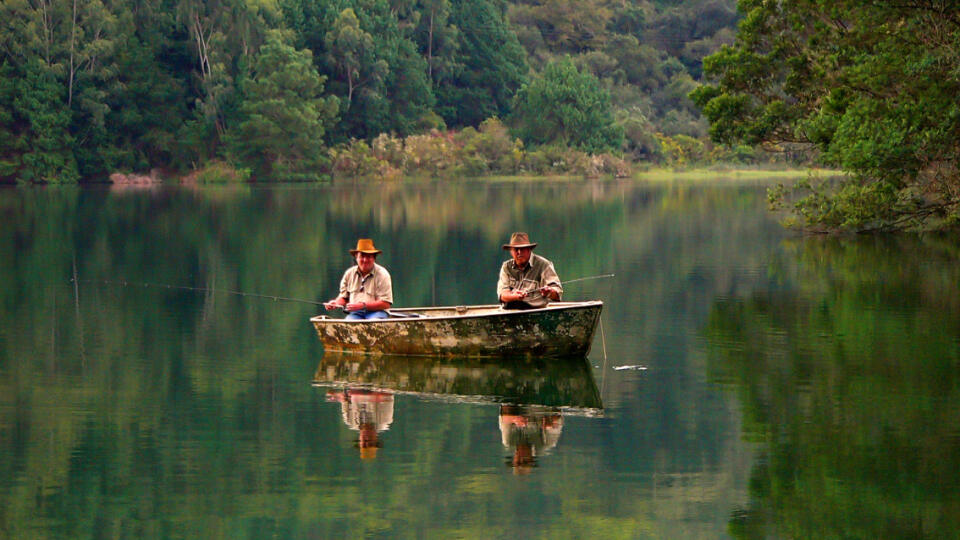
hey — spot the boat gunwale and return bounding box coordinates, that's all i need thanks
[309,300,603,325]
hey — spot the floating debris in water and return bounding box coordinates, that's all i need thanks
[613,365,647,371]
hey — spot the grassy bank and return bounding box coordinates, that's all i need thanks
[634,166,841,182]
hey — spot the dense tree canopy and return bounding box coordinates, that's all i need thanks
[692,0,960,232]
[0,0,742,183]
[434,0,528,128]
[511,57,623,153]
[226,30,339,180]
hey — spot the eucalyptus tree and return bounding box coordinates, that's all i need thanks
[0,0,120,182]
[324,8,382,108]
[226,30,339,180]
[411,0,460,88]
[437,0,527,127]
[174,0,275,146]
[0,60,78,183]
[508,0,612,54]
[283,0,431,140]
[692,0,960,232]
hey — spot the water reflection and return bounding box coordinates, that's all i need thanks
[315,352,601,470]
[705,234,960,538]
[326,388,395,460]
[499,405,563,474]
[8,179,908,537]
[313,352,603,412]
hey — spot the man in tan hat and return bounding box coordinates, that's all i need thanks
[497,232,562,309]
[324,238,393,319]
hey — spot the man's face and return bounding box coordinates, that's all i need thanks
[356,252,376,274]
[510,246,532,267]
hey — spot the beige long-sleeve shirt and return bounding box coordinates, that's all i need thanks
[497,253,562,308]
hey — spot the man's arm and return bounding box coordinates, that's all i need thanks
[539,262,562,301]
[497,264,526,303]
[324,270,351,310]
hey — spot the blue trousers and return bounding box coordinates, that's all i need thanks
[345,309,389,320]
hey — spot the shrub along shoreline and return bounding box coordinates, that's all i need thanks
[156,118,806,184]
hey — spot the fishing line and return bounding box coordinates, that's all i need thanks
[72,273,614,306]
[521,273,615,299]
[70,278,325,306]
[561,273,615,285]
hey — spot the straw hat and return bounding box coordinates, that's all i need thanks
[502,232,538,250]
[349,238,382,255]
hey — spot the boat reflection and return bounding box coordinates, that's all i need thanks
[314,352,603,466]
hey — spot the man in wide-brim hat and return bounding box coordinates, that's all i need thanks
[497,232,562,309]
[324,238,393,319]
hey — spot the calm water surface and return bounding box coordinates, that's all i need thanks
[1,180,958,539]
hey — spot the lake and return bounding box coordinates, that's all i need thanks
[1,179,958,539]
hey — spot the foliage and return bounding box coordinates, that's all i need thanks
[410,0,460,88]
[192,160,251,183]
[0,60,79,183]
[328,116,628,178]
[509,0,612,54]
[616,107,663,161]
[510,57,623,154]
[452,118,522,175]
[434,0,529,128]
[656,133,706,168]
[226,30,339,181]
[329,138,401,179]
[0,0,747,181]
[319,1,433,140]
[692,0,960,231]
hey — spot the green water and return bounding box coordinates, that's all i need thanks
[1,180,958,539]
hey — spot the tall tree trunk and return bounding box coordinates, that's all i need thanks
[68,0,77,106]
[427,9,435,82]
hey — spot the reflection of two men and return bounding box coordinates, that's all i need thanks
[499,405,564,474]
[327,388,395,459]
[325,390,566,470]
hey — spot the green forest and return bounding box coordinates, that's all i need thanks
[3,0,958,231]
[0,0,742,184]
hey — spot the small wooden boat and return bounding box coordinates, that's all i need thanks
[310,300,603,358]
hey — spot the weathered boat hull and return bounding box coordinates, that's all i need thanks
[310,301,603,357]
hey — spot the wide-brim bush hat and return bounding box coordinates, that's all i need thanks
[502,232,537,250]
[350,238,382,255]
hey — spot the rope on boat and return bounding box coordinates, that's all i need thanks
[599,314,608,396]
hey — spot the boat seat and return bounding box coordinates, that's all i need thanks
[387,310,429,319]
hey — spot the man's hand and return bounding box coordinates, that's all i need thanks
[539,286,559,300]
[324,300,343,311]
[508,289,527,302]
[345,301,366,312]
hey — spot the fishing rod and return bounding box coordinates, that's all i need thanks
[519,273,615,299]
[70,278,325,306]
[71,272,615,306]
[561,273,615,285]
